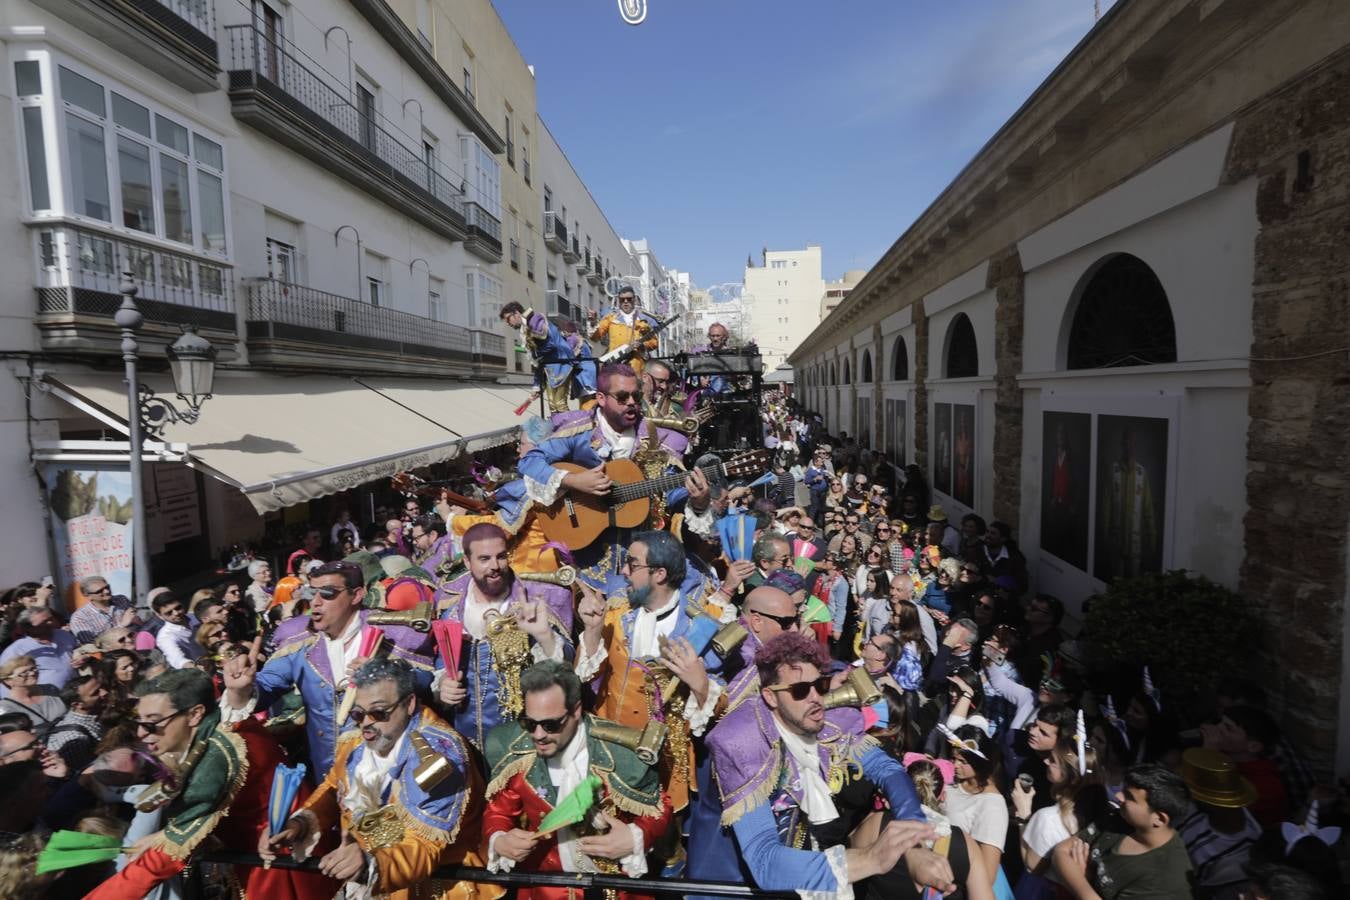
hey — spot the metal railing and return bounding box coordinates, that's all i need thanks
[543,210,568,248]
[197,853,791,899]
[35,224,233,315]
[508,240,520,269]
[151,0,214,36]
[566,235,582,262]
[463,201,502,243]
[545,288,571,319]
[470,328,505,357]
[245,278,475,356]
[225,25,466,218]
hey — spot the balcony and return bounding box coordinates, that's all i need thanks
[463,202,502,262]
[32,0,219,92]
[244,278,505,376]
[33,224,237,355]
[225,25,467,241]
[543,212,568,253]
[587,257,604,286]
[508,240,520,271]
[574,254,589,274]
[544,289,572,322]
[564,236,581,264]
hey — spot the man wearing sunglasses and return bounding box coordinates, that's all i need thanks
[482,660,671,894]
[88,668,329,900]
[506,363,713,595]
[576,529,725,822]
[263,658,488,900]
[589,286,660,377]
[220,560,434,775]
[692,632,954,898]
[434,523,574,749]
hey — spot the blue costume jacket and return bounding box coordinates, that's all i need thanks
[251,611,434,775]
[434,571,575,749]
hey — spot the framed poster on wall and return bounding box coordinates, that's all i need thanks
[952,403,975,508]
[1094,415,1169,582]
[933,403,952,496]
[1040,411,1091,571]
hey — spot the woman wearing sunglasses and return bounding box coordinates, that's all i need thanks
[0,655,65,737]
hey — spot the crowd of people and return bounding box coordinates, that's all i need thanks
[0,319,1342,900]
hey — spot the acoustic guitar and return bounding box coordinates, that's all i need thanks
[535,450,770,548]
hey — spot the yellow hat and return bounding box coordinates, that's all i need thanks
[1181,748,1257,809]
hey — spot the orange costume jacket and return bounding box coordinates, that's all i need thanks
[482,715,673,900]
[296,707,500,900]
[589,311,659,376]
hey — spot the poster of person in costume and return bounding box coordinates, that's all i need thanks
[1094,415,1167,581]
[1039,411,1091,571]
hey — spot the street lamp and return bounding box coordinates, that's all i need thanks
[116,270,217,609]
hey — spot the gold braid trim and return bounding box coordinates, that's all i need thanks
[484,751,536,800]
[388,780,461,847]
[269,633,318,661]
[602,775,665,820]
[716,749,780,828]
[152,730,250,860]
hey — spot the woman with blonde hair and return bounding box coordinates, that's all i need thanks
[93,626,137,652]
[0,655,65,735]
[1011,736,1110,899]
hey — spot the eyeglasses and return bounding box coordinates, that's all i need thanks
[87,586,112,596]
[7,667,39,679]
[314,585,353,600]
[135,708,187,735]
[749,609,799,630]
[621,559,651,572]
[765,676,832,701]
[797,525,815,531]
[604,390,639,404]
[518,712,571,734]
[0,739,41,760]
[876,528,891,534]
[349,694,411,724]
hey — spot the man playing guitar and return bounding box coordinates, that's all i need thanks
[495,363,715,596]
[588,286,660,377]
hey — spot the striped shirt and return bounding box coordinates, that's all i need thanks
[1179,805,1261,888]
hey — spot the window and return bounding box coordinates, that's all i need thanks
[945,313,979,378]
[771,260,786,270]
[356,81,377,152]
[526,248,536,281]
[522,128,531,185]
[20,58,228,253]
[891,336,909,381]
[428,276,445,321]
[861,350,872,383]
[365,251,386,306]
[266,238,297,283]
[504,112,514,167]
[415,0,432,49]
[543,186,552,212]
[460,133,501,218]
[468,269,503,330]
[1066,254,1177,369]
[462,66,474,103]
[366,274,384,306]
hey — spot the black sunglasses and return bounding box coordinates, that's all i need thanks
[135,708,188,735]
[604,390,639,404]
[350,694,411,724]
[766,676,832,702]
[750,609,798,630]
[314,585,353,600]
[518,711,572,734]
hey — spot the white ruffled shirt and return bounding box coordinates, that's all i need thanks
[772,713,839,826]
[628,591,682,660]
[595,412,637,461]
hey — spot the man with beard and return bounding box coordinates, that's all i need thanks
[434,523,574,749]
[88,669,330,900]
[482,661,672,898]
[503,363,713,595]
[219,560,434,775]
[692,632,953,898]
[589,286,660,377]
[262,658,491,900]
[576,530,728,825]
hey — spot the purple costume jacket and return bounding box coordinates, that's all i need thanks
[689,670,925,896]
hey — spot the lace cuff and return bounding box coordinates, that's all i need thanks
[531,635,566,663]
[619,823,647,878]
[525,466,568,507]
[486,832,517,874]
[797,844,852,900]
[683,503,716,538]
[219,690,258,725]
[574,637,607,681]
[683,677,724,737]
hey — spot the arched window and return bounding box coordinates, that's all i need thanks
[1067,254,1177,369]
[843,360,852,385]
[830,363,837,385]
[861,350,873,383]
[891,336,909,381]
[945,313,979,378]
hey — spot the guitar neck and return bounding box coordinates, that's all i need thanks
[610,462,724,504]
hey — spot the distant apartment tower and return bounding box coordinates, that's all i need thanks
[821,269,868,319]
[742,245,825,371]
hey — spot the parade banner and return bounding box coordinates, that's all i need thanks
[44,464,134,604]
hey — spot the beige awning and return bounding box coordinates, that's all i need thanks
[43,371,527,513]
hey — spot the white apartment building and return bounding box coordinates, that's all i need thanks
[821,269,867,319]
[0,0,529,596]
[535,120,637,332]
[742,245,825,371]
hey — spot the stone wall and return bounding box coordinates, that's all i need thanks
[1229,48,1350,769]
[913,299,929,470]
[989,246,1026,528]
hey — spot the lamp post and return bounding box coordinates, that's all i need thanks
[116,271,217,610]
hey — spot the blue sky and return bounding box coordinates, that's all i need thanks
[493,0,1116,286]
